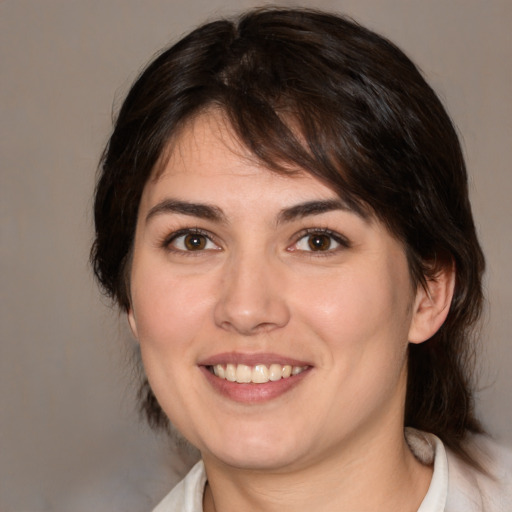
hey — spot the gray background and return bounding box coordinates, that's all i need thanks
[1,0,511,510]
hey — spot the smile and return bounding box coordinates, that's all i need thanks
[209,363,308,384]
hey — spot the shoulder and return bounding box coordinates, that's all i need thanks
[152,461,207,512]
[407,428,512,512]
[445,436,512,512]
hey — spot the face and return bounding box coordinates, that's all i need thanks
[128,112,421,473]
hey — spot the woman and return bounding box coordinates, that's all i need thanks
[91,8,511,511]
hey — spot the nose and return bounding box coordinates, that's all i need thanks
[213,251,290,336]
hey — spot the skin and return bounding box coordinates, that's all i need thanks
[128,111,454,511]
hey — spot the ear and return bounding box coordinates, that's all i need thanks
[408,263,455,344]
[127,308,139,341]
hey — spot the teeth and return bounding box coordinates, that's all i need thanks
[252,364,269,383]
[292,366,303,375]
[212,363,306,383]
[215,364,225,379]
[269,363,283,381]
[235,364,252,383]
[225,364,236,382]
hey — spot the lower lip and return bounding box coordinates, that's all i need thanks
[199,366,311,403]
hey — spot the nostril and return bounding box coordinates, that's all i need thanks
[217,317,288,336]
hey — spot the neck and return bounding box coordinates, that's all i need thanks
[202,426,432,512]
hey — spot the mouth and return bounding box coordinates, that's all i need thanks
[207,363,308,383]
[199,353,312,403]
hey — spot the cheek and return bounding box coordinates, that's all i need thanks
[129,268,217,424]
[293,263,413,370]
[130,263,216,353]
[297,270,404,333]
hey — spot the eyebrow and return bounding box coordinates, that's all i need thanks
[145,199,226,224]
[277,199,366,224]
[145,198,366,225]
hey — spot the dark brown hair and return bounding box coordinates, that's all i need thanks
[91,8,485,464]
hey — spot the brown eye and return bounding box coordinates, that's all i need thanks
[168,231,219,252]
[307,234,332,251]
[291,230,347,254]
[184,233,207,250]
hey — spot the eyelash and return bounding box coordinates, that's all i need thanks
[162,228,221,255]
[290,228,351,255]
[160,227,351,255]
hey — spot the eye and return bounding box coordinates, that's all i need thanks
[166,230,220,252]
[303,233,335,251]
[291,229,349,253]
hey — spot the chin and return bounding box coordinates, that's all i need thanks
[198,425,310,471]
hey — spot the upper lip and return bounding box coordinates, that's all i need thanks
[199,352,311,367]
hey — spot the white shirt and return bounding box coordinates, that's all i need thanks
[153,431,512,512]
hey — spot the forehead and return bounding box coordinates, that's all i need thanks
[142,111,346,210]
[155,110,286,181]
